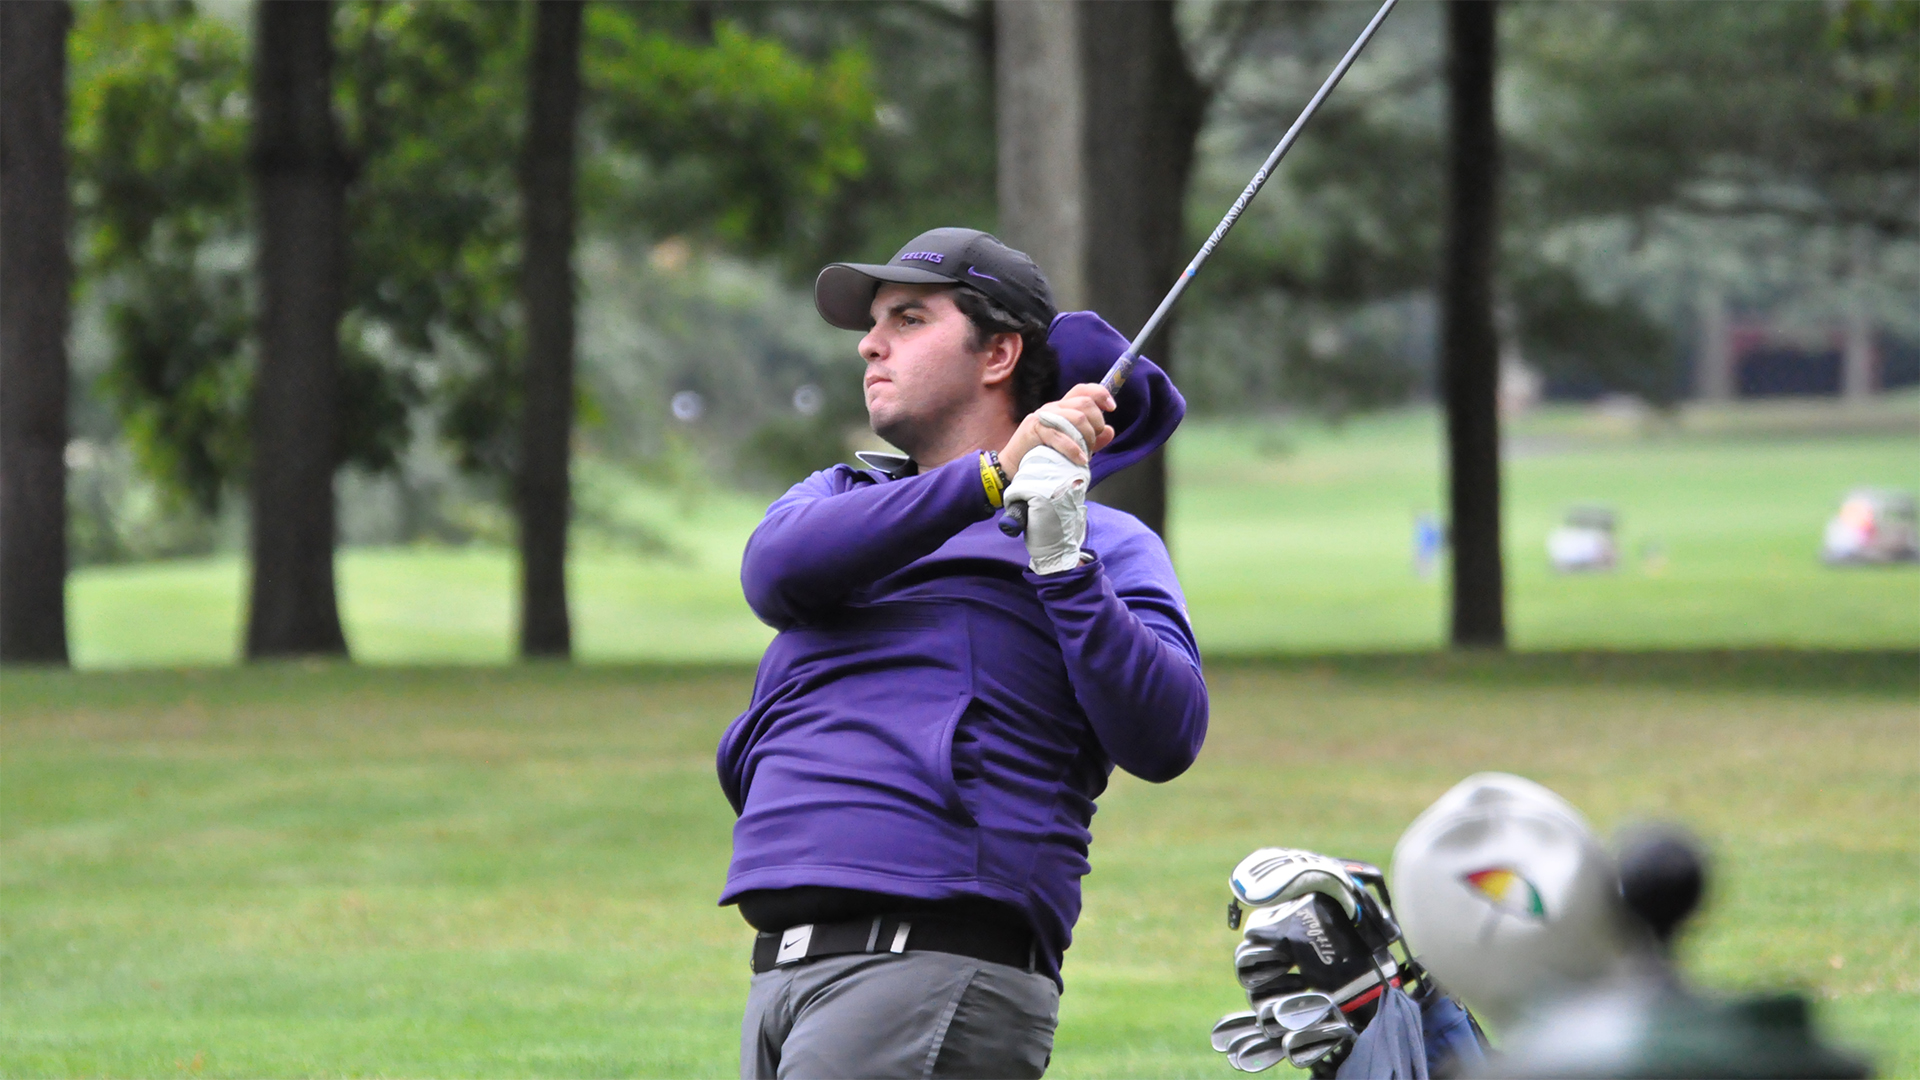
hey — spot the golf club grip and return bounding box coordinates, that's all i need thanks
[1001,354,1132,537]
[997,499,1029,537]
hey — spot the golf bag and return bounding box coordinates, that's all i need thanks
[1209,849,1484,1078]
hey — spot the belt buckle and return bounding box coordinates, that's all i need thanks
[775,923,813,965]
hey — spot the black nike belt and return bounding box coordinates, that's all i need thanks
[750,912,1036,974]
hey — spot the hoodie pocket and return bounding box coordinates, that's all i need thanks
[726,602,978,831]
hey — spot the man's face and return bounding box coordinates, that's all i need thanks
[858,284,992,454]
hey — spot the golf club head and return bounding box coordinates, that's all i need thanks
[1288,1037,1344,1070]
[1318,1013,1358,1042]
[1284,1017,1354,1050]
[1256,991,1337,1036]
[1235,939,1299,995]
[1283,1021,1354,1069]
[1239,962,1303,997]
[1234,939,1283,969]
[1229,1036,1291,1073]
[1226,1026,1272,1069]
[1211,1011,1260,1053]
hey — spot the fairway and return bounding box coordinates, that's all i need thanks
[3,656,1914,1078]
[65,400,1920,668]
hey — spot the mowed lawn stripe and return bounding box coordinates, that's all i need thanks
[3,660,1912,1077]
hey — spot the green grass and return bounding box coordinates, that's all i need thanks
[1172,401,1920,652]
[22,398,1920,1074]
[3,657,1914,1077]
[65,400,1920,668]
[67,491,778,668]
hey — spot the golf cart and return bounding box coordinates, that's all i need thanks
[1547,505,1617,573]
[1822,489,1918,565]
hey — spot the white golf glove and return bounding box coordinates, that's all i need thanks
[1005,410,1090,575]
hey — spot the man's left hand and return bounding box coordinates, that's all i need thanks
[1004,412,1090,575]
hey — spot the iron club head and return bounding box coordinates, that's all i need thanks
[1288,1038,1345,1070]
[1233,939,1283,969]
[1257,991,1337,1035]
[1211,1011,1260,1053]
[1225,1026,1275,1071]
[1282,1017,1356,1069]
[1230,1036,1292,1073]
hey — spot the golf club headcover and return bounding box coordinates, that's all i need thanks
[1243,893,1399,1030]
[1232,848,1363,920]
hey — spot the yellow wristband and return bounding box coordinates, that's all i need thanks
[978,451,1005,508]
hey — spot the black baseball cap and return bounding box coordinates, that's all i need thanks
[814,227,1057,332]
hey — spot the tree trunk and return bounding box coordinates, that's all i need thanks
[517,0,583,659]
[1441,0,1505,649]
[246,0,349,660]
[995,0,1204,540]
[1078,1,1204,539]
[0,1,73,665]
[1694,282,1733,402]
[996,1,1086,310]
[1841,226,1875,402]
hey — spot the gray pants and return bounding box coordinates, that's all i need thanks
[742,950,1059,1079]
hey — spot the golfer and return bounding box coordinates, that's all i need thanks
[718,227,1208,1079]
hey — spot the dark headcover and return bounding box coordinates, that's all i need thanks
[1048,310,1185,490]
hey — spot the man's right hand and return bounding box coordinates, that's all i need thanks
[1000,383,1116,479]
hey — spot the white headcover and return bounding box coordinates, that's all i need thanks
[1230,848,1362,921]
[1390,773,1633,1027]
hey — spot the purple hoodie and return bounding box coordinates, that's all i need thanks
[716,313,1208,983]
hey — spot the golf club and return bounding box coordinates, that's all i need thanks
[1287,1040,1345,1070]
[1283,1019,1355,1068]
[1233,938,1285,973]
[1258,991,1338,1036]
[1240,967,1298,997]
[1229,1036,1291,1073]
[1211,1011,1262,1052]
[1227,1026,1273,1064]
[998,0,1401,537]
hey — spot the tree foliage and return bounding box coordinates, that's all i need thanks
[587,7,872,255]
[1176,0,1918,413]
[1511,0,1918,237]
[70,3,249,513]
[335,1,525,479]
[68,0,877,512]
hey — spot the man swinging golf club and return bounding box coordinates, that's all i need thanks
[716,227,1208,1079]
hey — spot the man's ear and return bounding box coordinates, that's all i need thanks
[980,331,1024,389]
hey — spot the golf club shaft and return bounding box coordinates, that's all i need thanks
[999,0,1398,537]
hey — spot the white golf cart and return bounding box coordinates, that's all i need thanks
[1547,505,1617,573]
[1823,489,1919,565]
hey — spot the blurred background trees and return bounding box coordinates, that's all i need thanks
[54,0,878,660]
[1177,0,1917,413]
[995,0,1211,537]
[4,0,1915,663]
